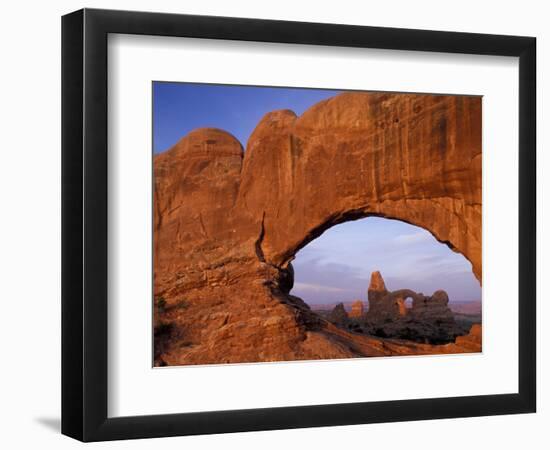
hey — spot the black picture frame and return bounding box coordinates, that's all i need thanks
[61,8,536,442]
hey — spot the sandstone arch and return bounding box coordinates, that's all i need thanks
[237,92,481,281]
[153,92,481,365]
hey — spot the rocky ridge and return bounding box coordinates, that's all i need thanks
[368,272,463,343]
[326,271,467,344]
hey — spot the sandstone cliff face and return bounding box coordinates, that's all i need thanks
[349,300,365,318]
[455,323,482,350]
[237,93,482,281]
[153,92,482,365]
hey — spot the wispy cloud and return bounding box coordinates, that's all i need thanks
[293,282,349,293]
[392,230,431,245]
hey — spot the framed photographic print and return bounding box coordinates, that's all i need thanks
[61,8,536,442]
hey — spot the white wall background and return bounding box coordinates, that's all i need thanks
[0,0,546,448]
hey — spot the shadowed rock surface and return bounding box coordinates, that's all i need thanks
[153,92,482,365]
[328,303,350,327]
[365,272,463,344]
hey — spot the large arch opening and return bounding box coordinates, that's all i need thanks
[289,217,481,343]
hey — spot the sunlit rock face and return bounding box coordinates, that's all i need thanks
[455,323,482,350]
[349,300,365,318]
[153,92,482,365]
[238,93,482,281]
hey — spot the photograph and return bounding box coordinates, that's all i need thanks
[0,2,541,447]
[152,83,482,367]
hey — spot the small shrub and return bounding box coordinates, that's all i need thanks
[154,321,173,364]
[156,297,167,311]
[173,299,188,310]
[154,322,172,336]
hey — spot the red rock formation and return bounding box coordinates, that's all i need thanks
[238,93,482,281]
[365,271,463,343]
[455,324,482,350]
[410,290,455,324]
[153,92,482,365]
[367,271,412,322]
[349,300,365,318]
[369,271,387,293]
[328,303,349,327]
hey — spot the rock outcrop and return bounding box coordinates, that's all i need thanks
[365,271,463,343]
[328,303,350,326]
[367,271,409,322]
[349,300,365,318]
[455,323,482,350]
[154,92,482,365]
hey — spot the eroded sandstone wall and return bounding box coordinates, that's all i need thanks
[237,93,481,280]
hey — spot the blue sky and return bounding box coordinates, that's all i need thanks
[153,82,341,152]
[153,83,481,305]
